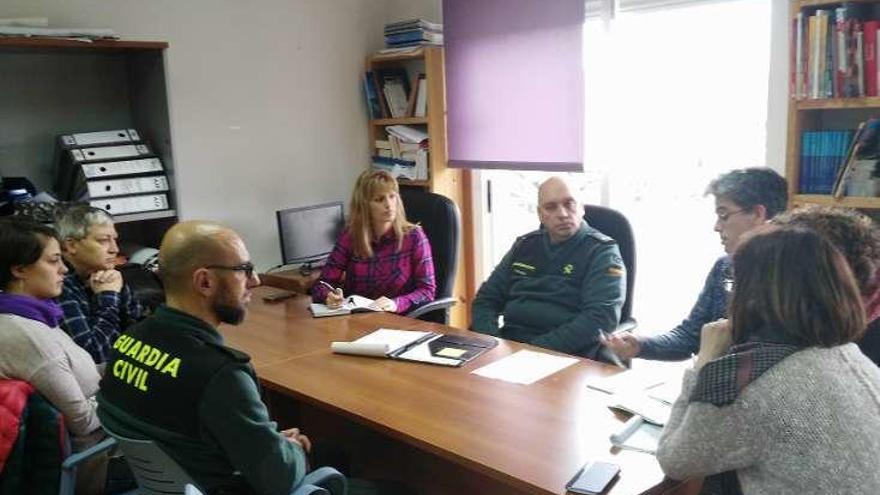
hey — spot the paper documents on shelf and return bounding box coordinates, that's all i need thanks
[386,125,428,144]
[610,415,663,454]
[0,25,117,39]
[309,295,380,318]
[471,350,577,385]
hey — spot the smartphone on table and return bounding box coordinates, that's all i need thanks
[566,461,620,494]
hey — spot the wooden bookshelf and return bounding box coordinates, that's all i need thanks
[370,117,429,126]
[791,194,880,208]
[786,1,880,209]
[0,36,167,51]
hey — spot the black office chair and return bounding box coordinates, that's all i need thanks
[583,204,636,332]
[399,188,460,324]
[583,205,637,369]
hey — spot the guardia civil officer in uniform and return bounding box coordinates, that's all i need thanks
[98,221,321,495]
[471,176,626,359]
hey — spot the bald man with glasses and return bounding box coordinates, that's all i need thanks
[98,221,322,495]
[603,167,788,362]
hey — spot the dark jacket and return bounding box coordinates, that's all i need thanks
[472,221,626,358]
[97,306,306,495]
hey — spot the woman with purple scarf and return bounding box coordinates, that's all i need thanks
[657,226,880,495]
[0,217,106,492]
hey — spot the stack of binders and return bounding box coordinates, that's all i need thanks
[53,129,171,216]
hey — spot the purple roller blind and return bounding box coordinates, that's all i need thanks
[443,0,585,171]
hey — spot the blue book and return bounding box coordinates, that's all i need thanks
[363,71,382,120]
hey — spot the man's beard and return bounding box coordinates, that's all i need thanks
[211,286,247,325]
[213,302,246,325]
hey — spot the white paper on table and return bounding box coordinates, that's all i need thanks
[471,350,578,385]
[353,328,432,352]
[646,379,683,405]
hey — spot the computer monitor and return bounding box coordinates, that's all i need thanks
[276,201,344,273]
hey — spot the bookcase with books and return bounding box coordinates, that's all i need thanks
[0,37,177,248]
[364,46,463,204]
[787,0,880,209]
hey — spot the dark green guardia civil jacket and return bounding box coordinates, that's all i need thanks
[471,221,626,358]
[97,306,307,495]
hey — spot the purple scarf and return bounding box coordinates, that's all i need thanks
[0,292,64,328]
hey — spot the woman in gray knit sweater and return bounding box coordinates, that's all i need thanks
[657,226,880,495]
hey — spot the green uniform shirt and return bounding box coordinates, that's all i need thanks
[471,221,626,358]
[97,306,307,495]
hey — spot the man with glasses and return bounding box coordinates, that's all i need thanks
[472,176,626,359]
[98,221,319,494]
[55,204,144,363]
[602,167,788,361]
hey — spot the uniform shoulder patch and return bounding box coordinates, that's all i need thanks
[517,230,543,241]
[585,229,616,244]
[205,342,251,363]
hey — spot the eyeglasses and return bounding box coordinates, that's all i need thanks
[205,262,255,278]
[716,209,748,223]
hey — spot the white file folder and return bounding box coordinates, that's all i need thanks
[59,129,141,148]
[70,144,152,163]
[91,193,169,215]
[81,158,164,179]
[87,176,169,198]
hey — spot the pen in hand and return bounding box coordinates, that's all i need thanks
[318,280,344,307]
[599,330,626,368]
[317,280,337,292]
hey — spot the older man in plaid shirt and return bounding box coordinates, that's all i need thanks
[55,205,144,363]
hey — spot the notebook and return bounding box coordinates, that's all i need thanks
[332,329,497,367]
[309,295,381,317]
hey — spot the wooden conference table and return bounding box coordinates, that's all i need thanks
[219,287,697,495]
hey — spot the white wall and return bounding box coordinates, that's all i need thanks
[384,0,443,23]
[0,0,389,269]
[765,0,789,174]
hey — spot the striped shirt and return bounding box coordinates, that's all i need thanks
[56,271,144,364]
[312,226,436,314]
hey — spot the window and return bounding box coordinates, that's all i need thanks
[478,0,771,334]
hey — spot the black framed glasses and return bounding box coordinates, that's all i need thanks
[205,262,255,278]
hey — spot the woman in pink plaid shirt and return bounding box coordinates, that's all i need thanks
[312,170,436,314]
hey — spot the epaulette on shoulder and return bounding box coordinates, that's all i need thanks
[585,229,616,245]
[205,342,251,363]
[517,230,543,242]
[511,230,542,250]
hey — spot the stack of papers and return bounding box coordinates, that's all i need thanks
[386,125,428,144]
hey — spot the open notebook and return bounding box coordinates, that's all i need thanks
[331,328,497,367]
[309,295,381,317]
